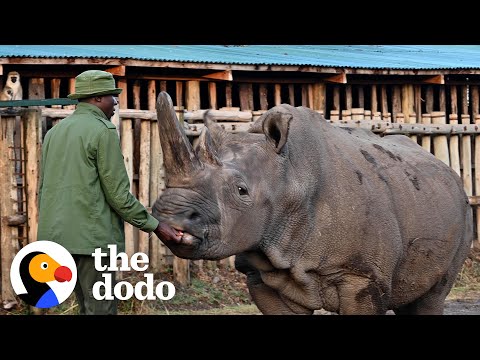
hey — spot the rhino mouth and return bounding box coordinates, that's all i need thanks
[178,231,201,246]
[164,227,211,259]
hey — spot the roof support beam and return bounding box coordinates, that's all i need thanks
[105,65,126,76]
[422,75,444,84]
[202,70,232,81]
[324,72,347,84]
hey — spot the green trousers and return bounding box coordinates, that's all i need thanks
[73,255,118,315]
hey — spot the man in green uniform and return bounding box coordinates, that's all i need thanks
[37,70,183,315]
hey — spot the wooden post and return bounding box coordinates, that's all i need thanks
[28,78,46,136]
[149,128,165,271]
[425,86,434,113]
[421,113,432,153]
[381,85,388,115]
[148,80,165,271]
[471,85,479,121]
[208,82,217,109]
[247,84,254,110]
[356,86,364,108]
[439,87,446,113]
[132,80,141,203]
[461,85,468,118]
[121,119,135,256]
[239,83,250,111]
[225,83,233,108]
[307,84,314,109]
[408,112,417,143]
[138,119,151,257]
[23,110,42,244]
[475,115,480,246]
[288,84,295,106]
[175,81,183,107]
[118,78,128,113]
[0,115,19,308]
[414,85,422,123]
[401,84,414,122]
[461,114,473,196]
[173,256,190,286]
[50,78,61,108]
[313,83,326,114]
[333,85,340,111]
[147,80,156,111]
[273,84,281,106]
[160,81,167,92]
[259,84,268,110]
[63,78,77,111]
[185,81,201,111]
[345,85,352,110]
[370,85,378,114]
[450,85,458,118]
[449,114,460,176]
[392,85,402,122]
[431,111,450,166]
[301,84,308,107]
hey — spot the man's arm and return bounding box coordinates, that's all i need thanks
[96,127,158,232]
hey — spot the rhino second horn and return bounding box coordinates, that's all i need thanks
[204,110,228,149]
[197,127,223,166]
[156,91,203,180]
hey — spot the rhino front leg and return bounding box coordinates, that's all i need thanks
[235,252,312,315]
[246,272,313,315]
[337,274,389,315]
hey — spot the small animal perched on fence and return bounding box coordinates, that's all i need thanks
[152,91,473,315]
[4,71,23,100]
[0,86,13,100]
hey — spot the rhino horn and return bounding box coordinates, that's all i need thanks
[196,126,223,166]
[204,110,228,149]
[156,92,203,180]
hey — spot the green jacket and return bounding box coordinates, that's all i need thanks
[37,102,158,255]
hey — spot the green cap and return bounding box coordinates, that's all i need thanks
[67,70,122,99]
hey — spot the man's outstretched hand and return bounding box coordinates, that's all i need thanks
[154,222,183,243]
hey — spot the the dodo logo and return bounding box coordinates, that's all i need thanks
[10,241,77,308]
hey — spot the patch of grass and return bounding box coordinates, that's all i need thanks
[157,304,260,315]
[449,254,480,300]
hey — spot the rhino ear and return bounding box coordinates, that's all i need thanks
[196,126,223,166]
[262,111,292,154]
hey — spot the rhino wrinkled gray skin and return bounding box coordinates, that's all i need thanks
[152,92,473,315]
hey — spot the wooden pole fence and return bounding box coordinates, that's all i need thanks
[3,107,480,305]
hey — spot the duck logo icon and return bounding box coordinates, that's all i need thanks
[10,241,77,309]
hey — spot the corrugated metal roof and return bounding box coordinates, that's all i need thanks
[1,45,479,70]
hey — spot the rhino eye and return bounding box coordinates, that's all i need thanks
[238,186,248,196]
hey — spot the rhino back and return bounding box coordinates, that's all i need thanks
[295,120,470,305]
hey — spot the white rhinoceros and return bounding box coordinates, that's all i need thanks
[152,92,472,315]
